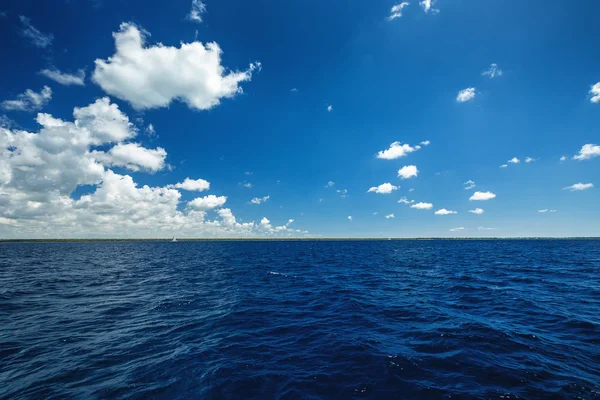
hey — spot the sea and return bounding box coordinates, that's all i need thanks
[1,240,599,399]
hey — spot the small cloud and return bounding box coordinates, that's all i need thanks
[478,227,497,231]
[469,208,484,215]
[560,156,567,161]
[456,87,476,102]
[409,188,414,192]
[482,63,503,78]
[538,209,548,213]
[563,183,594,191]
[420,140,430,146]
[373,212,378,215]
[508,157,520,164]
[398,197,414,204]
[525,157,536,163]
[368,183,398,194]
[40,67,85,86]
[19,16,53,48]
[291,88,298,92]
[411,202,433,210]
[244,171,253,175]
[376,141,420,160]
[499,164,508,168]
[250,195,270,205]
[145,123,157,137]
[573,144,600,161]
[348,216,352,221]
[327,105,333,112]
[169,178,210,192]
[590,82,600,103]
[1,86,52,112]
[240,182,253,188]
[337,189,348,198]
[449,227,465,232]
[325,181,335,188]
[419,0,439,13]
[435,209,457,215]
[470,191,496,201]
[398,165,418,179]
[464,180,476,190]
[385,213,395,219]
[187,0,206,23]
[388,1,410,20]
[187,195,227,210]
[550,210,557,213]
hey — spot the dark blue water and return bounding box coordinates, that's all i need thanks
[1,240,599,399]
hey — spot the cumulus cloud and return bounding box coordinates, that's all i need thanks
[525,157,536,163]
[560,156,566,161]
[73,97,137,144]
[470,191,496,201]
[499,164,508,168]
[93,23,260,110]
[482,63,502,78]
[91,143,167,173]
[508,157,520,164]
[1,86,52,112]
[563,183,594,191]
[187,0,206,23]
[327,105,333,112]
[187,195,227,210]
[325,181,335,188]
[250,195,270,205]
[376,141,420,160]
[573,144,600,160]
[469,208,484,215]
[449,227,465,232]
[435,209,457,215]
[388,2,409,20]
[590,82,600,103]
[337,189,348,198]
[538,209,548,213]
[420,140,430,146]
[348,216,352,221]
[456,88,475,102]
[368,183,398,194]
[398,165,418,179]
[170,178,210,191]
[398,197,414,204]
[19,16,53,48]
[419,0,439,13]
[464,180,476,190]
[40,68,85,86]
[411,202,433,210]
[385,213,395,219]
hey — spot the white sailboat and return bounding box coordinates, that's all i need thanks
[172,236,177,242]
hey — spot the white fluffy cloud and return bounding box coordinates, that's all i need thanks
[482,63,502,78]
[385,213,395,219]
[563,183,594,191]
[250,195,270,204]
[1,86,52,112]
[398,165,418,179]
[376,141,420,159]
[73,97,136,143]
[40,68,85,86]
[590,82,600,103]
[170,178,210,191]
[187,0,206,23]
[464,180,476,190]
[398,197,414,204]
[499,164,508,168]
[449,227,465,232]
[325,181,335,188]
[419,0,439,13]
[525,157,536,163]
[187,195,227,210]
[93,23,260,110]
[348,216,352,221]
[560,156,567,161]
[573,144,600,160]
[470,191,496,201]
[508,157,520,164]
[456,88,475,102]
[469,208,484,215]
[327,105,333,112]
[19,16,53,48]
[388,2,409,20]
[368,183,398,194]
[91,143,167,172]
[411,202,433,210]
[435,209,457,215]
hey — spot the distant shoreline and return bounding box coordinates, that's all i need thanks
[1,237,599,242]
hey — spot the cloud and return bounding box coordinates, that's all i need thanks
[187,195,227,210]
[40,68,86,86]
[435,209,457,215]
[250,195,270,205]
[573,144,600,160]
[449,227,465,232]
[1,86,52,112]
[385,213,395,219]
[525,157,536,163]
[411,202,433,210]
[240,182,253,188]
[244,171,253,175]
[337,189,348,198]
[590,82,600,103]
[563,183,594,191]
[73,97,136,143]
[420,140,430,146]
[560,156,566,161]
[499,164,508,168]
[388,2,409,20]
[170,178,210,192]
[93,23,260,110]
[376,141,420,160]
[145,124,157,137]
[91,143,167,172]
[398,165,418,179]
[260,217,271,230]
[468,208,484,215]
[327,105,333,112]
[291,88,298,92]
[398,197,414,204]
[19,16,53,48]
[187,0,206,23]
[482,63,502,78]
[348,216,352,221]
[470,191,496,201]
[464,180,476,190]
[325,181,335,188]
[538,209,548,213]
[478,227,497,231]
[419,0,439,13]
[368,183,398,194]
[456,88,475,102]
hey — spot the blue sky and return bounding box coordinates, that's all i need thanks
[0,0,598,238]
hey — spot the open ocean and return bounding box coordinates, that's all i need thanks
[1,240,599,399]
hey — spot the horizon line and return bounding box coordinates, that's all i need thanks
[1,237,599,242]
